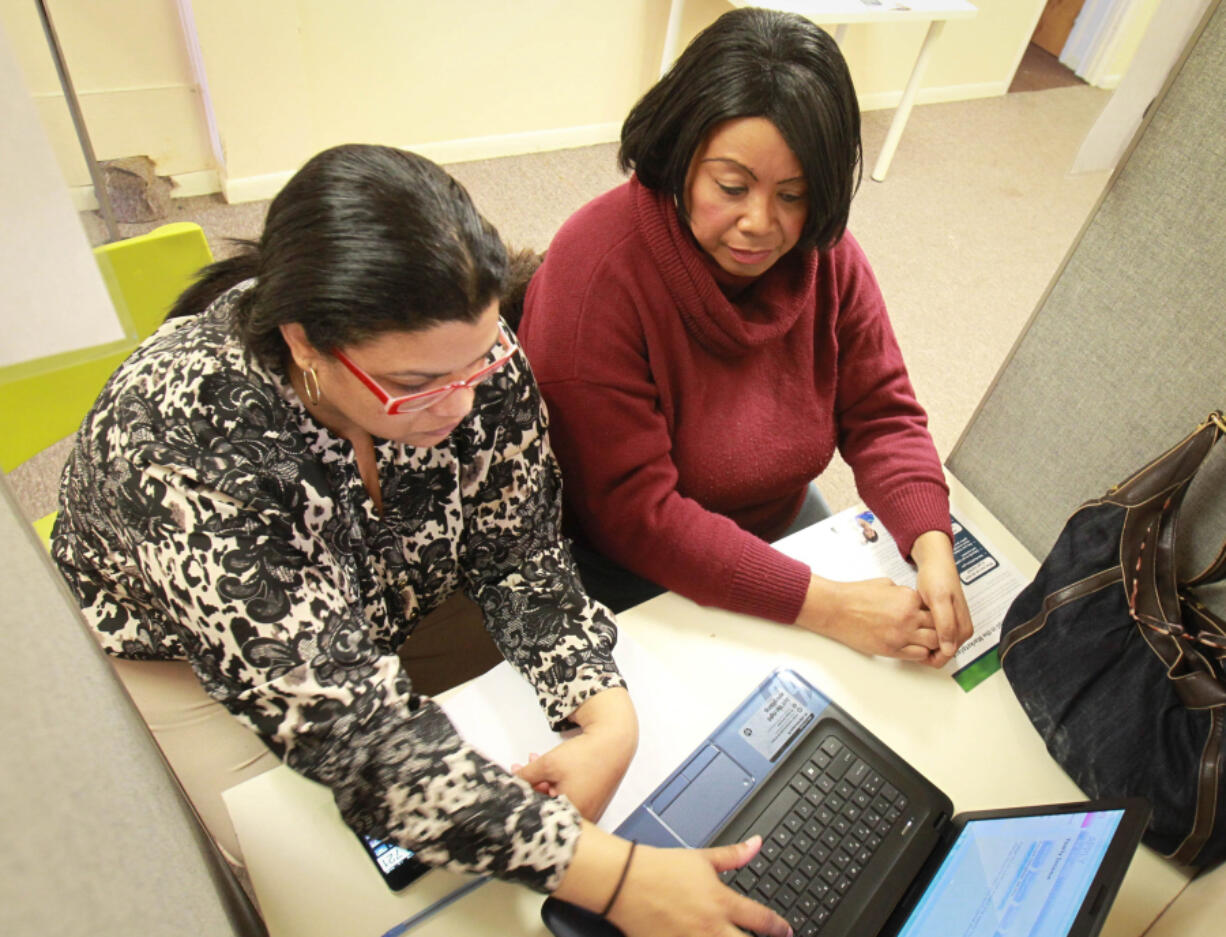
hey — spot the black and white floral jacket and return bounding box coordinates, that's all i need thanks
[52,281,623,891]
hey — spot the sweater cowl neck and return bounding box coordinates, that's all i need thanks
[631,176,818,359]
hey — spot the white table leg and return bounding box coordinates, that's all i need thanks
[871,19,946,182]
[833,23,848,47]
[660,0,686,76]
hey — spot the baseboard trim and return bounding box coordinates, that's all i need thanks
[221,170,296,206]
[219,121,624,203]
[412,121,623,166]
[70,169,222,212]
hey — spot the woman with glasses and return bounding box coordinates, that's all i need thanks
[52,144,790,937]
[520,8,973,667]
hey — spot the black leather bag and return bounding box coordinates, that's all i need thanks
[999,412,1226,868]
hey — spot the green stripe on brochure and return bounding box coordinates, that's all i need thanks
[953,648,1000,692]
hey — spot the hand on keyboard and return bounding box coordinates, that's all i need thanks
[609,837,794,937]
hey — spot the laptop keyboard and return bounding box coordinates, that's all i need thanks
[719,729,910,936]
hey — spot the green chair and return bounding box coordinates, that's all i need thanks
[1,223,213,545]
[94,222,213,342]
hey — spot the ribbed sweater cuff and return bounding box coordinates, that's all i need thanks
[724,536,812,625]
[873,482,953,558]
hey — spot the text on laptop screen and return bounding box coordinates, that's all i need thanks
[896,809,1125,937]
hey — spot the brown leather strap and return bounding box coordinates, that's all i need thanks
[1121,415,1225,671]
[999,567,1123,662]
[1107,414,1222,510]
[1176,412,1226,581]
[1169,706,1226,865]
[1122,504,1183,634]
[1118,416,1223,632]
[1170,660,1226,709]
[1182,411,1226,588]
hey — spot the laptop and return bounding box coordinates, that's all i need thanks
[541,668,1148,937]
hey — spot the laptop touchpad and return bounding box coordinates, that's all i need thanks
[653,746,754,845]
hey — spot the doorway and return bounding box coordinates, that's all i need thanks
[1010,0,1087,93]
[1033,0,1088,56]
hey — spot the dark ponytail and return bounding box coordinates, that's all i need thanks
[166,240,259,322]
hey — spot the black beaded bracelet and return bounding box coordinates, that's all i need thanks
[600,840,637,917]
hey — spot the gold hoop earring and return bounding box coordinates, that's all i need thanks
[302,366,322,405]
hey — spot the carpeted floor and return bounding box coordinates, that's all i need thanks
[16,84,1112,520]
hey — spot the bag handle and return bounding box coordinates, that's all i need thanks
[1182,412,1226,588]
[1120,413,1224,633]
[1107,412,1223,510]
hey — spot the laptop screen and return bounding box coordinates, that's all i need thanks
[895,808,1125,937]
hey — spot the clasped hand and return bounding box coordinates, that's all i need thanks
[798,530,973,668]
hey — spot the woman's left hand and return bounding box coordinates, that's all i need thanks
[911,530,974,668]
[514,687,638,821]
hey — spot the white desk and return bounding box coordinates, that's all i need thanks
[659,1,978,181]
[225,476,1192,937]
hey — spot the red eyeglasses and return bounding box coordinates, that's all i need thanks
[332,322,518,415]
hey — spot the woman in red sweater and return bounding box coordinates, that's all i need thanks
[520,8,972,667]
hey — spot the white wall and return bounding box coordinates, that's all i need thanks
[0,21,120,368]
[1,0,1163,211]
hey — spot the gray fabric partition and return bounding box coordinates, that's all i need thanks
[947,0,1226,574]
[0,474,265,936]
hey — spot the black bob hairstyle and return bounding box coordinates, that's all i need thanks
[170,144,510,369]
[619,7,862,252]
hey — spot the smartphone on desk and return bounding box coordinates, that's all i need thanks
[357,832,429,892]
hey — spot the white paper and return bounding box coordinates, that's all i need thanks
[439,629,714,830]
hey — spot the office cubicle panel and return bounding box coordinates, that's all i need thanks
[947,0,1226,573]
[0,474,265,936]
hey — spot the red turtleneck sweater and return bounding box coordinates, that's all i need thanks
[520,178,951,624]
